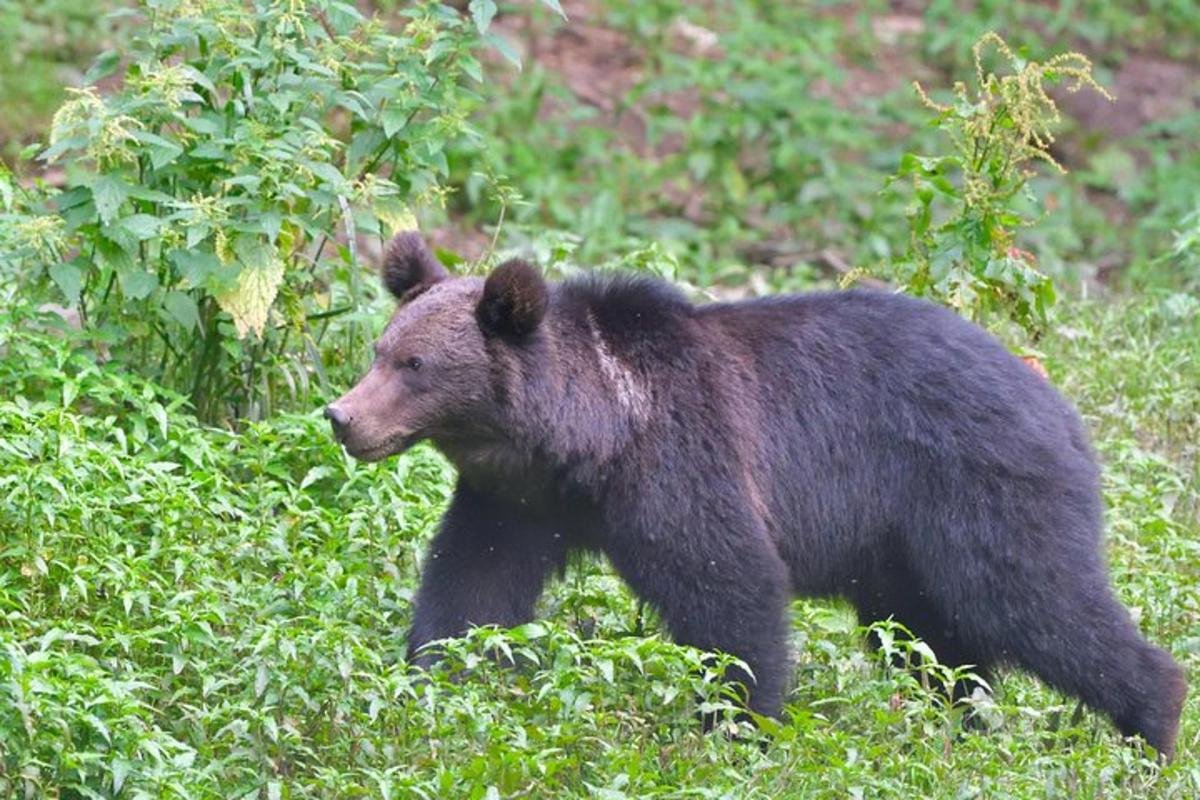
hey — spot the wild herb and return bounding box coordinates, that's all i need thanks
[2,0,488,421]
[869,33,1112,337]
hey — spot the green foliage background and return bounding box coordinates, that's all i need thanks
[0,0,1198,797]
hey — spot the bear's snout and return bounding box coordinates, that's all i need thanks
[324,404,351,441]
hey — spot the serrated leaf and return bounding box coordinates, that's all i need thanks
[470,0,497,34]
[146,402,168,441]
[300,465,333,490]
[84,50,121,84]
[120,270,158,300]
[813,609,855,634]
[304,160,346,189]
[182,64,216,95]
[190,141,226,160]
[461,54,483,83]
[186,222,212,249]
[49,262,83,305]
[170,248,221,287]
[163,291,200,331]
[260,208,283,243]
[484,31,521,70]
[148,138,184,168]
[39,135,88,164]
[381,107,410,139]
[539,0,567,18]
[119,213,161,240]
[90,175,130,225]
[216,239,285,339]
[183,115,221,136]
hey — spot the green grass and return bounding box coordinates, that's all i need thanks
[1,294,1197,798]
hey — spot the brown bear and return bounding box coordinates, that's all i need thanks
[326,233,1186,758]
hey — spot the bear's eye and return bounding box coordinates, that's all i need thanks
[404,356,423,371]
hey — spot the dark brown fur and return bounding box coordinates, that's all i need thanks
[478,259,548,336]
[382,231,448,301]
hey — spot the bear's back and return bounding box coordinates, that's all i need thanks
[696,289,1072,440]
[692,287,1096,502]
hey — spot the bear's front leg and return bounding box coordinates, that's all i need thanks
[605,514,793,722]
[406,480,569,668]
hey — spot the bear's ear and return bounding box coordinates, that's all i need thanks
[381,232,449,301]
[477,259,548,337]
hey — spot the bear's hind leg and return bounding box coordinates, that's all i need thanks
[854,577,993,706]
[991,577,1186,759]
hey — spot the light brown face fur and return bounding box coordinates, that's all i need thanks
[328,277,489,461]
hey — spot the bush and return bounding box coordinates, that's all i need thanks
[866,33,1112,339]
[1,0,492,422]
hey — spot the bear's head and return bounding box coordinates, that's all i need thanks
[325,232,548,461]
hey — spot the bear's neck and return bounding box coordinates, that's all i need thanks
[455,312,651,496]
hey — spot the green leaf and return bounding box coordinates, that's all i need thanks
[171,248,222,287]
[484,31,521,70]
[304,160,346,189]
[260,208,283,243]
[119,214,161,241]
[96,236,135,274]
[121,270,159,301]
[223,175,262,191]
[49,262,84,305]
[813,609,855,634]
[461,54,483,84]
[190,141,227,160]
[39,135,87,164]
[255,662,269,698]
[185,223,212,249]
[183,115,222,136]
[111,760,131,795]
[930,174,959,198]
[90,175,130,225]
[136,133,184,170]
[163,291,200,331]
[300,465,333,490]
[84,50,121,84]
[470,0,497,34]
[381,107,411,139]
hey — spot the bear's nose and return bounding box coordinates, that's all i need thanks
[324,405,350,439]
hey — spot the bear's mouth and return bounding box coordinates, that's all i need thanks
[343,431,421,462]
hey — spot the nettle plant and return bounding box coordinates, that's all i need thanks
[2,0,515,422]
[873,33,1112,339]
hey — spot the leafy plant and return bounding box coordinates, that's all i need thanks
[1,0,493,422]
[868,33,1112,338]
[1166,206,1200,289]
